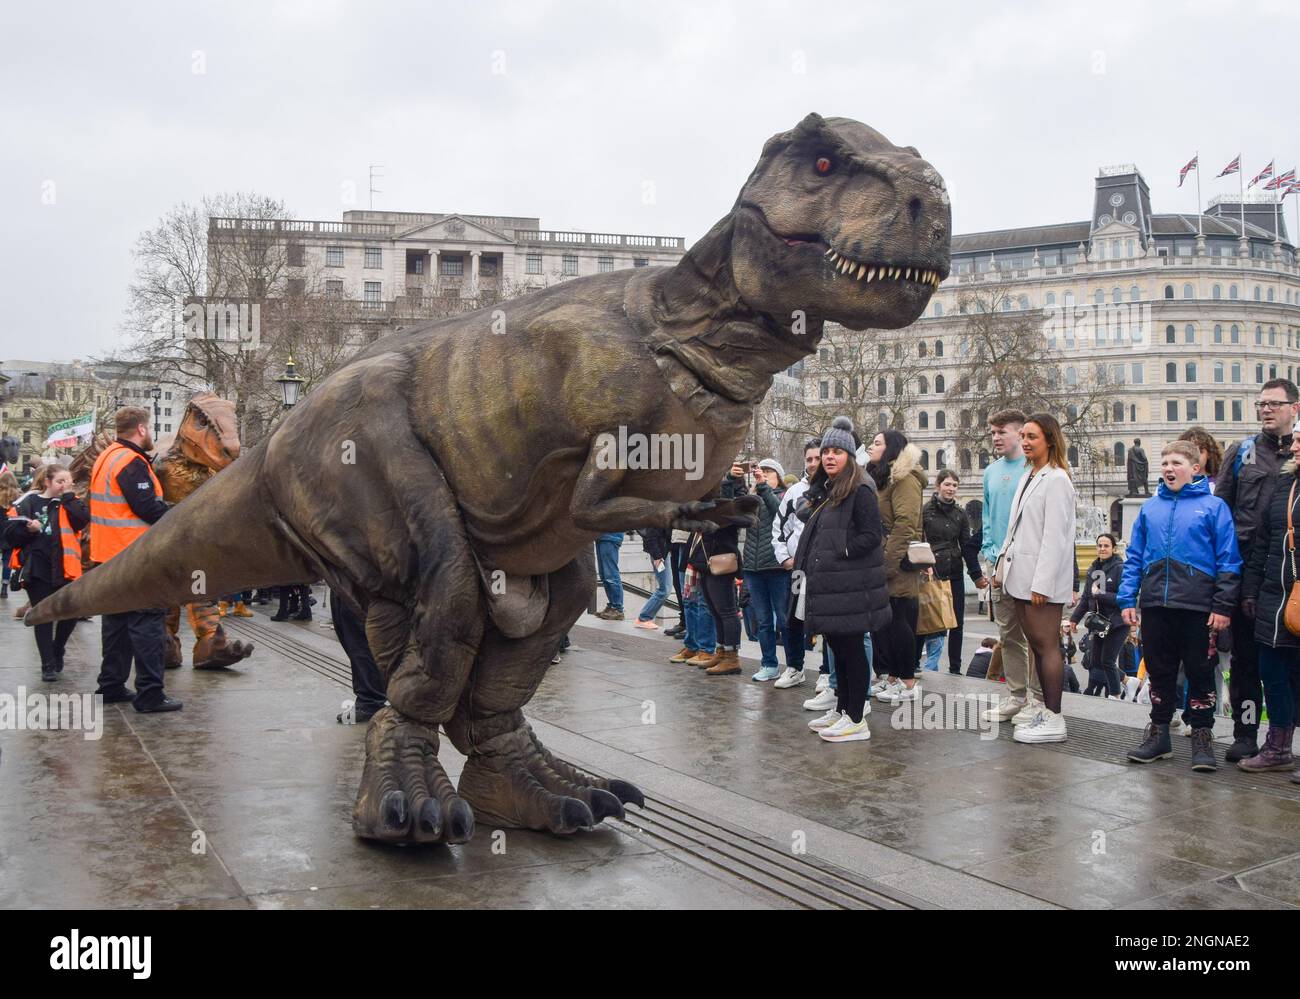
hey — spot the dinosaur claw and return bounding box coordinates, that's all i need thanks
[379,789,409,833]
[587,787,625,823]
[557,797,595,833]
[606,779,645,810]
[446,798,475,843]
[416,798,442,840]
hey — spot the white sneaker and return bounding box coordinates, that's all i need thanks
[1013,707,1068,743]
[982,696,1026,723]
[869,676,890,696]
[875,680,906,703]
[808,708,842,731]
[888,681,921,703]
[815,673,830,693]
[774,667,806,689]
[820,714,871,743]
[803,687,838,711]
[1011,699,1045,726]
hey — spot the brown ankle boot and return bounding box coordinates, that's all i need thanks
[687,648,720,669]
[668,646,694,663]
[706,649,741,675]
[1238,725,1295,772]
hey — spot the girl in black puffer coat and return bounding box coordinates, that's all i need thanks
[795,417,891,741]
[1240,441,1300,776]
[1068,533,1128,697]
[919,470,985,674]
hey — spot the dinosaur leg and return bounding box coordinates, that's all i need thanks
[348,470,486,846]
[163,606,183,669]
[189,602,255,670]
[446,555,644,834]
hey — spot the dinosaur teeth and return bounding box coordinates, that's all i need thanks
[856,263,866,280]
[867,267,876,281]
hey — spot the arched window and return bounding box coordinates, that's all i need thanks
[1256,364,1264,383]
[1111,287,1121,304]
[918,341,927,358]
[1254,286,1261,301]
[978,449,990,468]
[1114,441,1125,466]
[1112,402,1123,423]
[1268,287,1275,302]
[878,412,888,432]
[1095,289,1105,305]
[1256,325,1263,345]
[1018,295,1030,310]
[960,449,972,471]
[919,450,930,469]
[1185,362,1197,383]
[1229,284,1238,300]
[919,411,929,429]
[918,375,929,394]
[977,374,989,392]
[934,302,944,317]
[1066,366,1078,386]
[1130,285,1140,302]
[1066,404,1079,423]
[1000,297,1013,312]
[960,410,971,428]
[935,340,944,357]
[1231,324,1240,344]
[1231,362,1241,383]
[936,449,946,469]
[935,411,947,430]
[1165,324,1176,344]
[1164,285,1174,299]
[1064,291,1075,308]
[1045,292,1056,306]
[1213,324,1223,344]
[1068,445,1079,467]
[892,377,901,395]
[877,377,887,396]
[1213,361,1224,383]
[1212,284,1221,300]
[1270,326,1277,346]
[1165,362,1177,383]
[959,374,971,393]
[1185,324,1195,344]
[935,374,946,393]
[1183,283,1194,299]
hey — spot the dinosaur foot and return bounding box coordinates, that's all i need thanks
[352,706,474,845]
[457,723,643,833]
[193,640,255,670]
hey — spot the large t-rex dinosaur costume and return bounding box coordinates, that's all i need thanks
[69,395,254,669]
[30,114,950,845]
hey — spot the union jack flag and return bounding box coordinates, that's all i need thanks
[1249,160,1275,188]
[1283,182,1300,200]
[1218,155,1240,177]
[1178,155,1198,187]
[1265,168,1296,191]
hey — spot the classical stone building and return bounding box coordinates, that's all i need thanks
[800,165,1299,521]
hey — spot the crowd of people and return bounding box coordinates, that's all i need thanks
[597,379,1300,776]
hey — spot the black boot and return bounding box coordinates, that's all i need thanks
[1,581,8,599]
[53,649,65,673]
[1225,729,1259,762]
[1190,728,1218,772]
[270,590,291,622]
[41,661,56,682]
[1127,722,1173,764]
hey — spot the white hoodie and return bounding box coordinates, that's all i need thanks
[772,477,809,565]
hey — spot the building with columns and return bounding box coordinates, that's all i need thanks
[801,164,1300,524]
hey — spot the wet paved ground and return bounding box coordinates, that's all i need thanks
[2,589,1299,909]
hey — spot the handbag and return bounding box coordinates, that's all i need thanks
[1284,481,1300,637]
[917,577,957,635]
[907,540,936,567]
[707,552,739,575]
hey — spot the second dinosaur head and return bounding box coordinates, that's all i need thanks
[731,112,950,331]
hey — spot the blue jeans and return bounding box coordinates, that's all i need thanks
[596,534,623,611]
[638,559,671,622]
[744,570,790,671]
[682,571,716,652]
[922,634,944,671]
[1259,644,1300,729]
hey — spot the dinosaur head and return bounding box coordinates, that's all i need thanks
[174,393,241,470]
[731,112,950,330]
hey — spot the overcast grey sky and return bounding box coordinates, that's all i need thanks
[2,0,1295,361]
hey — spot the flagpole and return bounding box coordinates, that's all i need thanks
[1241,160,1246,239]
[1195,150,1202,235]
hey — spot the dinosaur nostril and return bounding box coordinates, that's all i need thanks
[908,197,923,223]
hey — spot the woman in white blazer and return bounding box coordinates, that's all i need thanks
[992,412,1077,744]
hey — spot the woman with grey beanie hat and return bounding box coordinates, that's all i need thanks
[793,417,892,742]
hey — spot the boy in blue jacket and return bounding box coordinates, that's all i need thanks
[1119,441,1240,772]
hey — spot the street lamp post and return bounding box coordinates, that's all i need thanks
[275,356,306,410]
[150,386,162,437]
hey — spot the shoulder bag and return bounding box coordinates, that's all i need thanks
[1284,481,1300,636]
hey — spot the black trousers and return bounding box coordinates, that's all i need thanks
[669,542,688,621]
[329,590,387,713]
[25,578,77,667]
[1142,607,1216,728]
[873,595,919,681]
[827,633,870,723]
[1228,604,1262,738]
[701,571,741,648]
[1083,625,1129,696]
[945,578,966,673]
[97,608,167,704]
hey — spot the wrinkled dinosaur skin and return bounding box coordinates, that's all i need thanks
[154,395,255,671]
[30,114,949,844]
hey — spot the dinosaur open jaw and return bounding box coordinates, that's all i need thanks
[824,248,943,290]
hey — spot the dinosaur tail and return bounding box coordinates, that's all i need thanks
[26,450,318,626]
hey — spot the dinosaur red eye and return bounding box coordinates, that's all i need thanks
[815,156,832,175]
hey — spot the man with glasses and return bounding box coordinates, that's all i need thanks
[1218,379,1300,761]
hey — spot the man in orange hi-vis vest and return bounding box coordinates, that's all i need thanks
[90,407,179,712]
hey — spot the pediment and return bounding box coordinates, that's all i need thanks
[395,215,512,244]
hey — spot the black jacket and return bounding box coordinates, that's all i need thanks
[5,492,90,588]
[1242,466,1300,649]
[638,527,670,562]
[794,478,892,636]
[1219,430,1294,556]
[1070,554,1126,629]
[688,474,744,570]
[742,481,785,573]
[922,494,983,584]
